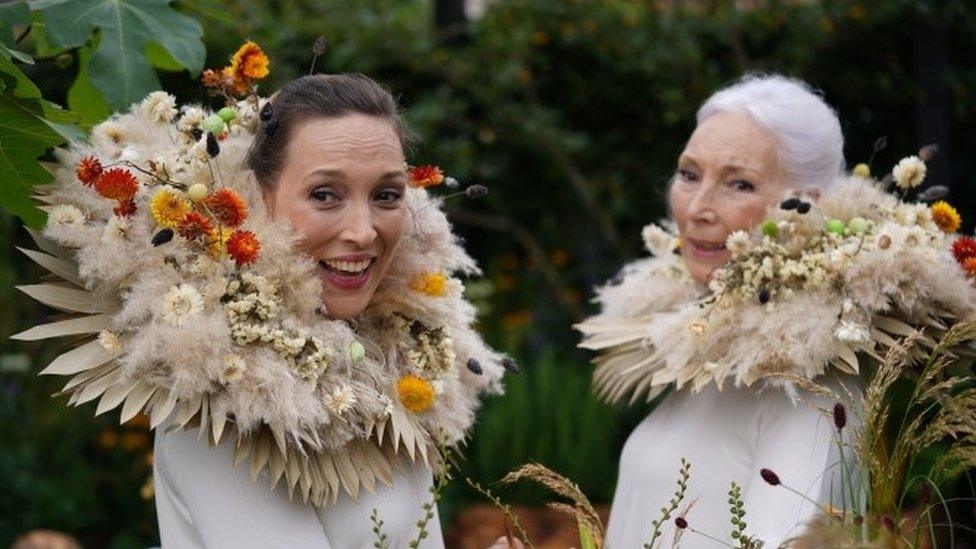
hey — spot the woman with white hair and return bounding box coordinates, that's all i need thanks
[578,74,853,547]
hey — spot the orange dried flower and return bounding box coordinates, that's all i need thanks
[409,165,444,188]
[201,68,229,90]
[113,198,137,218]
[205,188,249,227]
[931,201,961,233]
[177,211,213,241]
[963,256,976,277]
[229,41,269,83]
[226,230,260,266]
[76,155,103,186]
[94,168,139,201]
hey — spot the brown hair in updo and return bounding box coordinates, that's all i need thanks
[246,73,407,189]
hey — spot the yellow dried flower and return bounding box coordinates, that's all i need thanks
[852,163,871,178]
[409,271,448,297]
[397,374,435,413]
[931,201,961,233]
[207,226,234,258]
[150,188,191,228]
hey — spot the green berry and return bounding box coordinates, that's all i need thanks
[761,220,779,238]
[201,114,225,134]
[826,218,845,235]
[218,107,238,123]
[348,341,365,363]
[847,216,869,234]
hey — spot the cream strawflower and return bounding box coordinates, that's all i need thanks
[141,91,178,123]
[726,230,750,257]
[160,283,204,326]
[219,353,245,384]
[642,224,677,256]
[48,204,85,227]
[892,156,927,191]
[325,385,357,416]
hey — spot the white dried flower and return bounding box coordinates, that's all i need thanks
[725,230,750,257]
[177,106,205,131]
[141,91,177,123]
[92,120,126,146]
[117,145,139,163]
[97,330,122,352]
[642,224,677,256]
[378,394,395,417]
[48,204,85,227]
[219,353,245,384]
[431,379,446,395]
[160,283,204,326]
[834,320,870,343]
[892,156,926,191]
[101,216,130,242]
[325,385,357,416]
[688,318,708,337]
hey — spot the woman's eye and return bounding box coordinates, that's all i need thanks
[310,187,338,203]
[678,169,699,182]
[374,189,403,205]
[731,179,755,192]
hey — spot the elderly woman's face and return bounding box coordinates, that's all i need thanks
[669,111,787,283]
[263,113,408,319]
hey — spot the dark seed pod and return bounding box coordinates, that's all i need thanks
[464,184,488,198]
[312,35,328,56]
[466,358,483,375]
[873,135,888,152]
[501,357,520,374]
[833,402,847,430]
[917,185,949,202]
[191,128,204,141]
[674,517,688,529]
[760,468,781,486]
[206,132,220,157]
[259,103,273,122]
[796,202,811,214]
[780,197,801,210]
[758,289,770,304]
[151,228,174,247]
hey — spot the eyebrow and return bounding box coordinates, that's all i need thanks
[678,153,761,178]
[304,168,407,181]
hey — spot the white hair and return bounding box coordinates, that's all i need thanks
[696,73,844,189]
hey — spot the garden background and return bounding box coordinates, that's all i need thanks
[2,0,975,546]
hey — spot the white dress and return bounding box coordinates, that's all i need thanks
[605,384,854,548]
[153,428,445,548]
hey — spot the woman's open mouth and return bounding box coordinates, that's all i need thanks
[318,258,375,290]
[686,238,728,260]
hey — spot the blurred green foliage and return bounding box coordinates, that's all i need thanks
[3,0,976,545]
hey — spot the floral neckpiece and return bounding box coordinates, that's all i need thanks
[14,42,510,506]
[577,152,976,403]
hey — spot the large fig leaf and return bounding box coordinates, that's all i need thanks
[40,0,205,109]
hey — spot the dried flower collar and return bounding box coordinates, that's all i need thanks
[15,42,508,506]
[578,147,976,402]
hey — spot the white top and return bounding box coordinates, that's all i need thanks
[605,384,853,548]
[154,427,445,549]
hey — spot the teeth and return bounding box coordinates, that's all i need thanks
[322,259,371,273]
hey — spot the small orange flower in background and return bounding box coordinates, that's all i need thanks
[205,188,249,227]
[177,211,213,240]
[76,155,103,186]
[229,41,270,82]
[226,230,261,266]
[963,257,976,277]
[397,374,435,413]
[409,271,448,297]
[931,201,961,233]
[409,165,444,188]
[150,188,192,228]
[94,168,138,201]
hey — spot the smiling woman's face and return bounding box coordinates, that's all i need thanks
[669,111,788,283]
[263,113,408,319]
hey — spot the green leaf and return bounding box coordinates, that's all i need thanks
[0,43,35,65]
[67,44,110,126]
[144,41,183,71]
[0,2,31,47]
[40,0,205,109]
[0,49,77,228]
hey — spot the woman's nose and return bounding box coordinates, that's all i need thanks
[687,184,718,224]
[339,201,378,246]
